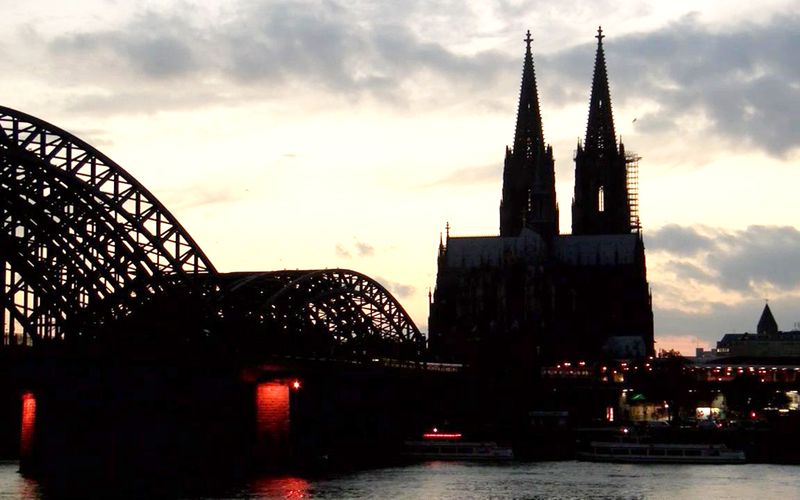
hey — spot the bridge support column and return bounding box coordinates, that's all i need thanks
[0,260,4,346]
[19,391,36,473]
[255,381,291,467]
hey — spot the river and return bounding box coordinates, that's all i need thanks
[2,460,798,498]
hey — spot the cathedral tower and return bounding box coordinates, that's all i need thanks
[500,31,559,239]
[572,27,631,235]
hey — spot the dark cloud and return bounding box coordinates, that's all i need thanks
[44,1,513,114]
[645,224,716,256]
[24,3,800,156]
[712,226,800,291]
[655,296,800,342]
[51,11,199,80]
[665,260,713,283]
[543,15,800,156]
[648,224,800,293]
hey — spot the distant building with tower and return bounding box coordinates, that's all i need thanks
[428,28,654,365]
[709,303,800,359]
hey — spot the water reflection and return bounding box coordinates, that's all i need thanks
[5,460,800,499]
[250,476,310,499]
[0,463,40,499]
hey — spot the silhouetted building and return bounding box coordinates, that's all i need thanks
[429,28,654,365]
[757,302,779,335]
[712,303,800,358]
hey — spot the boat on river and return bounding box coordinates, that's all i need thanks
[403,430,514,461]
[577,440,745,464]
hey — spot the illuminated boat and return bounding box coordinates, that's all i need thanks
[577,441,745,464]
[403,429,514,461]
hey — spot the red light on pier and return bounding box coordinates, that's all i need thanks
[20,392,35,458]
[256,383,290,442]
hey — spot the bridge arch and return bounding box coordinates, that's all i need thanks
[0,107,424,360]
[0,106,215,344]
[218,270,425,360]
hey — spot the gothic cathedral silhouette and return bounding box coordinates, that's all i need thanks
[429,28,654,366]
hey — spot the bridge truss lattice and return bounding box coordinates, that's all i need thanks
[0,106,424,360]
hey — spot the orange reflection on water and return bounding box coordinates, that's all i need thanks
[251,476,310,499]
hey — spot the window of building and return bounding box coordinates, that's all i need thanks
[598,186,605,212]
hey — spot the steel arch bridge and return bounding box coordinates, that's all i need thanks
[217,270,424,359]
[0,106,423,359]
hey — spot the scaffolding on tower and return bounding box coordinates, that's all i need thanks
[625,152,641,233]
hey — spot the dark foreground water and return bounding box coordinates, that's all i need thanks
[2,460,800,499]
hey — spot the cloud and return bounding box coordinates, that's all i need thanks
[41,1,513,115]
[645,224,717,256]
[666,260,714,283]
[19,2,800,159]
[712,226,800,292]
[647,224,800,345]
[543,15,800,156]
[354,241,374,257]
[335,244,352,259]
[336,239,375,258]
[648,224,800,294]
[655,295,800,340]
[377,277,416,299]
[11,3,799,159]
[49,10,200,80]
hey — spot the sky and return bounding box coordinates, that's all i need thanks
[1,0,799,355]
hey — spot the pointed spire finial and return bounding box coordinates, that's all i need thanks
[583,26,617,153]
[758,301,778,335]
[445,221,450,240]
[511,29,545,159]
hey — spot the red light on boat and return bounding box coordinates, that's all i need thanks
[423,432,462,440]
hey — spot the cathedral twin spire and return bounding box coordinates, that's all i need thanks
[500,30,557,238]
[583,27,618,155]
[501,26,632,238]
[513,31,546,159]
[573,26,631,235]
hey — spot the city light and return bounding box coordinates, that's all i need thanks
[423,432,462,440]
